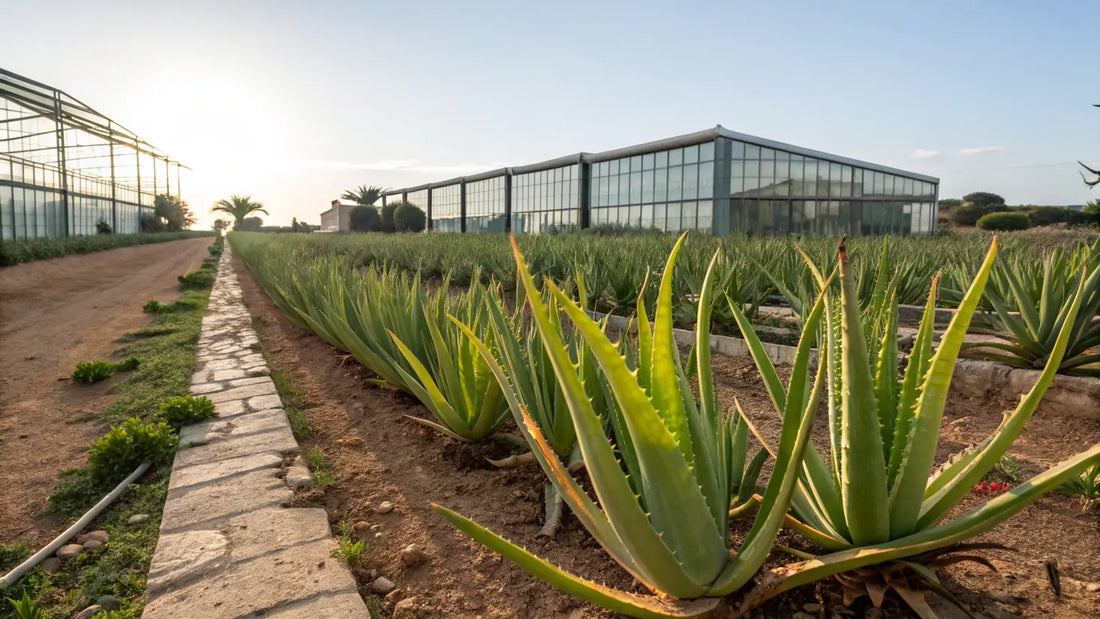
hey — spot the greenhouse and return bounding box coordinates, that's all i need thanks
[0,67,185,240]
[383,125,939,236]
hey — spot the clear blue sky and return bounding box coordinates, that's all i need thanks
[2,0,1098,227]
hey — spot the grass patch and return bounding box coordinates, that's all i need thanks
[0,543,30,573]
[0,272,213,617]
[0,231,214,267]
[268,366,312,439]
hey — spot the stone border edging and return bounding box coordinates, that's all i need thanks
[143,244,369,618]
[591,311,1100,420]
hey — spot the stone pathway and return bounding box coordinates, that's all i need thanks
[144,244,368,618]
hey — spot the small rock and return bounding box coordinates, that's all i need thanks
[399,543,427,568]
[73,605,103,619]
[803,603,822,613]
[98,595,122,611]
[370,569,378,579]
[40,557,61,574]
[128,514,149,524]
[285,465,314,490]
[77,530,108,545]
[1087,582,1100,592]
[352,521,372,537]
[384,588,405,605]
[392,596,418,619]
[377,501,395,514]
[371,576,396,594]
[56,543,84,561]
[82,539,104,550]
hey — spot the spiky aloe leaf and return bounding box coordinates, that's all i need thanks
[836,241,890,545]
[738,445,1100,615]
[888,238,998,538]
[432,504,720,619]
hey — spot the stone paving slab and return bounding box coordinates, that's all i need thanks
[145,243,368,617]
[168,452,283,493]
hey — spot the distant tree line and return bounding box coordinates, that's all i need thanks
[937,191,1100,231]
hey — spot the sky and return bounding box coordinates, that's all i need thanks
[2,0,1098,228]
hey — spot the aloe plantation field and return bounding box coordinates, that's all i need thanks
[228,229,1100,619]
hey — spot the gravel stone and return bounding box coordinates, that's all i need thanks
[371,576,396,594]
[377,501,395,514]
[56,543,84,561]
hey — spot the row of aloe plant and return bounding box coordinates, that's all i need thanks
[435,235,1099,617]
[232,231,1100,617]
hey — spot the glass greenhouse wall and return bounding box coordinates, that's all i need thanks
[382,125,938,236]
[0,67,186,240]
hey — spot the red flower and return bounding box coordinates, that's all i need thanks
[989,482,1001,491]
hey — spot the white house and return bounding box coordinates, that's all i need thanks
[319,199,359,232]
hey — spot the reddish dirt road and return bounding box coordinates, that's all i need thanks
[0,237,211,545]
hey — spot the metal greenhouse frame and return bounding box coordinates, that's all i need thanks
[0,66,187,239]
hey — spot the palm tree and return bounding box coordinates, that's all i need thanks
[211,195,269,229]
[341,185,387,206]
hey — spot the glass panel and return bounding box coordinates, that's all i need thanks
[667,166,683,201]
[669,148,683,166]
[684,144,699,164]
[699,141,715,161]
[682,164,699,199]
[729,140,745,159]
[698,161,714,199]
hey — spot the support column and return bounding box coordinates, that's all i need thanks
[578,159,590,230]
[503,172,512,234]
[459,181,467,233]
[425,190,432,232]
[109,124,117,233]
[53,90,70,237]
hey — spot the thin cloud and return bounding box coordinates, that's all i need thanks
[911,149,940,160]
[303,159,510,175]
[959,146,1008,156]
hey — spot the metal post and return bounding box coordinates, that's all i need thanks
[135,142,141,212]
[503,172,512,234]
[578,159,591,230]
[425,190,432,232]
[53,90,70,236]
[109,123,117,233]
[459,181,467,233]
[176,163,181,200]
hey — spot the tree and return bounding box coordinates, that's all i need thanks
[1083,199,1100,218]
[341,185,387,206]
[212,219,229,232]
[962,192,1006,209]
[211,195,268,229]
[938,198,962,210]
[238,216,264,232]
[155,194,196,231]
[393,202,427,232]
[349,205,382,232]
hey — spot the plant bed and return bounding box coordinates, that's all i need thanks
[235,252,1100,618]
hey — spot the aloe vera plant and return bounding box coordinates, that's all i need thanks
[729,238,1100,614]
[435,234,826,618]
[966,239,1100,375]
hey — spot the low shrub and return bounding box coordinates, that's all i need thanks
[96,219,113,235]
[952,203,1010,226]
[177,270,215,289]
[115,357,140,372]
[72,361,116,384]
[87,417,178,483]
[208,243,223,256]
[976,211,1030,231]
[1059,463,1100,511]
[393,203,427,232]
[143,299,163,314]
[160,395,217,428]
